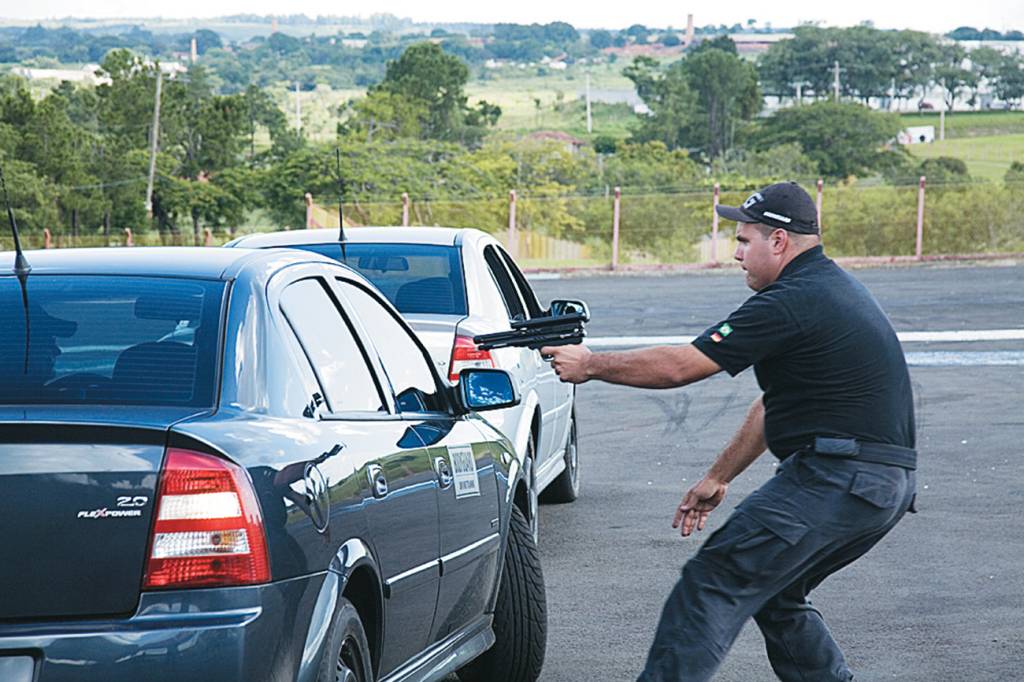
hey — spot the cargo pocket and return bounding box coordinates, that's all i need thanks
[848,470,899,510]
[700,508,809,578]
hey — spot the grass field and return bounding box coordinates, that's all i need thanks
[466,61,637,137]
[898,110,1024,138]
[268,83,364,143]
[269,61,642,144]
[907,133,1024,182]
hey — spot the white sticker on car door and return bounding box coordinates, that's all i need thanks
[448,444,481,499]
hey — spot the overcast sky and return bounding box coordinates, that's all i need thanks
[4,0,1023,34]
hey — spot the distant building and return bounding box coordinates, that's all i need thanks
[898,126,936,145]
[527,130,586,154]
[12,64,109,85]
[726,33,794,56]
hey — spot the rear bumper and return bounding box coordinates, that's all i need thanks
[0,573,324,682]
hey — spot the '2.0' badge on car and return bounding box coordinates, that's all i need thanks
[448,445,480,499]
[77,496,149,519]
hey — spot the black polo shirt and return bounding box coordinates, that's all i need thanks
[692,246,915,458]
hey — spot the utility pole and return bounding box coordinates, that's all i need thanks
[144,68,163,218]
[294,82,302,135]
[585,72,593,134]
[833,61,841,102]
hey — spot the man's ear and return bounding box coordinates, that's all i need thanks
[770,228,789,254]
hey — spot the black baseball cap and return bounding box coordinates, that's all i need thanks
[716,181,819,234]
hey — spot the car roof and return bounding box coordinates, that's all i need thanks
[0,246,341,281]
[227,226,494,249]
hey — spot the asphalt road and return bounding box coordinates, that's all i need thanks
[527,262,1024,681]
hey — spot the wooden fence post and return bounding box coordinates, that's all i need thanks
[508,190,517,258]
[43,228,52,249]
[915,176,926,259]
[402,192,410,227]
[611,187,621,270]
[711,182,720,264]
[304,192,314,229]
[124,228,133,247]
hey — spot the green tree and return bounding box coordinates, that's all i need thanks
[919,156,970,185]
[691,34,738,55]
[752,101,903,179]
[241,84,287,159]
[934,43,975,111]
[710,143,820,185]
[589,30,613,50]
[682,47,760,157]
[341,90,427,142]
[624,24,649,44]
[994,53,1024,107]
[1006,160,1024,185]
[624,57,698,151]
[626,46,760,157]
[890,30,941,108]
[193,29,223,55]
[370,42,499,145]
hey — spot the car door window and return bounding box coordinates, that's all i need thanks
[336,280,447,414]
[497,246,544,318]
[279,278,385,413]
[483,245,525,321]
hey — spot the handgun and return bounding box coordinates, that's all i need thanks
[473,300,589,351]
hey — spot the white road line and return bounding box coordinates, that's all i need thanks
[896,330,1024,342]
[585,329,1024,348]
[905,352,1024,366]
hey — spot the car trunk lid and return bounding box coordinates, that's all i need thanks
[0,413,197,621]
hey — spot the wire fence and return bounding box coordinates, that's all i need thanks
[3,180,1024,270]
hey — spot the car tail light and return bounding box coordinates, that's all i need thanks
[449,334,494,383]
[143,448,270,589]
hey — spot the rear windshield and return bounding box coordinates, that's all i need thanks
[294,243,467,316]
[0,276,224,406]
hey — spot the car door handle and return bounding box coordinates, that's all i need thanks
[434,456,453,489]
[367,464,388,498]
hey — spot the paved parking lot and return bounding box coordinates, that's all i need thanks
[529,263,1024,681]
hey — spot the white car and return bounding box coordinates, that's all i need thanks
[227,227,581,538]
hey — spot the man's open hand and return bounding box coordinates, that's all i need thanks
[673,477,729,537]
[540,344,593,384]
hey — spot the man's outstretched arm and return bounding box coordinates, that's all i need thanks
[674,395,767,536]
[541,343,721,388]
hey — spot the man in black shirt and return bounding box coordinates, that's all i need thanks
[542,182,916,682]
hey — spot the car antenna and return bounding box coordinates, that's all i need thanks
[335,148,347,261]
[1,161,32,373]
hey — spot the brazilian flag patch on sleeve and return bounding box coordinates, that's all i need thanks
[711,323,733,343]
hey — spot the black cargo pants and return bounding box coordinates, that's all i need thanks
[637,449,916,682]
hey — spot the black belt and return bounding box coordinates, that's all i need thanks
[810,437,917,470]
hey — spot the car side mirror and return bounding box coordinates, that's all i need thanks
[548,299,590,321]
[457,368,520,413]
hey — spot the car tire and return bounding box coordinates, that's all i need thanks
[317,597,374,682]
[458,504,547,682]
[539,412,579,504]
